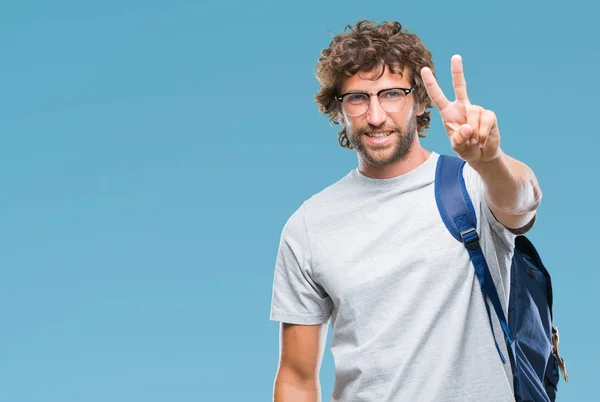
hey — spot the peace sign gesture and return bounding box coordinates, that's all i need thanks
[421,55,501,164]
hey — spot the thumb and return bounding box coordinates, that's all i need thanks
[451,124,479,161]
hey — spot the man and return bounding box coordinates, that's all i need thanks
[270,20,541,402]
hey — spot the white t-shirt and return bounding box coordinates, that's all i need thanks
[270,152,527,402]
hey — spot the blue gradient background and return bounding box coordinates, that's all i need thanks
[1,1,596,401]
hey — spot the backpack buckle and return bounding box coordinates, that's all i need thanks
[460,228,479,250]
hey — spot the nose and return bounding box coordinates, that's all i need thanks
[366,95,387,127]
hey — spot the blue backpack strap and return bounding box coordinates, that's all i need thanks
[434,154,514,364]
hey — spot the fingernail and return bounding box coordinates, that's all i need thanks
[461,127,469,138]
[470,138,477,144]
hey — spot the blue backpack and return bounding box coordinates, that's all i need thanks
[434,154,568,402]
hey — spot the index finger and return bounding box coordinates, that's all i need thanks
[421,66,450,111]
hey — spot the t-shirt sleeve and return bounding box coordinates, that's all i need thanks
[269,203,333,325]
[462,162,536,249]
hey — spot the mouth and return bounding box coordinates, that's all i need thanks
[365,131,392,138]
[364,131,393,144]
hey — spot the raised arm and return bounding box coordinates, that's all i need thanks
[273,322,329,402]
[421,55,541,229]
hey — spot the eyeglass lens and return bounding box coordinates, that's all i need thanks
[342,89,408,116]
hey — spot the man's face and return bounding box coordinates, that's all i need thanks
[339,65,424,167]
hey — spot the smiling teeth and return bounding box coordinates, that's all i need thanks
[369,133,389,138]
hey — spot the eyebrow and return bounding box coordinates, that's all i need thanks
[341,87,405,94]
[343,88,371,93]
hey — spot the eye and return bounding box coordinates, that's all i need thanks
[381,89,404,99]
[345,93,369,104]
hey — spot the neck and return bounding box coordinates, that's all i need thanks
[357,143,431,179]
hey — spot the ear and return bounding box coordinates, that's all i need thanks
[415,104,426,116]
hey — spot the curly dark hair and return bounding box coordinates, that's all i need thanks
[315,20,435,149]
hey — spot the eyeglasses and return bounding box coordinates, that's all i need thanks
[335,86,415,116]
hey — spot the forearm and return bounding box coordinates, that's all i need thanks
[274,367,321,402]
[470,150,542,216]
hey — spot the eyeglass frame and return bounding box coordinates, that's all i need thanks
[335,86,416,116]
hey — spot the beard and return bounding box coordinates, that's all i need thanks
[346,110,418,167]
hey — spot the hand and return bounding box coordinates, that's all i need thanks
[421,55,501,164]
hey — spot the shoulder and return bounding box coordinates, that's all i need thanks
[280,170,354,238]
[290,171,358,226]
